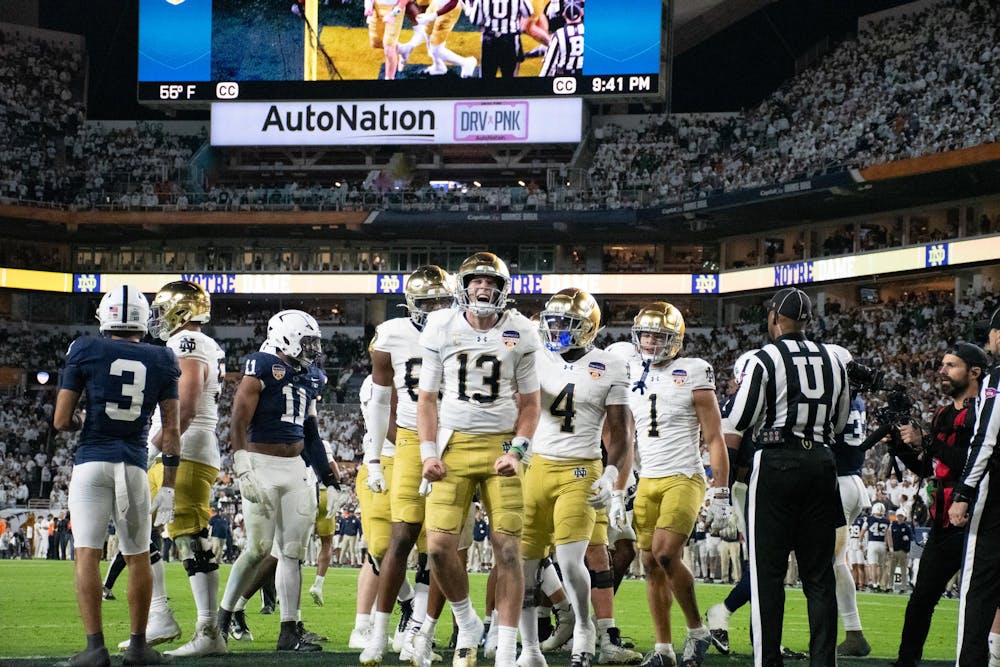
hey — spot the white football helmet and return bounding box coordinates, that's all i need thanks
[872,502,886,517]
[266,310,323,366]
[97,285,150,335]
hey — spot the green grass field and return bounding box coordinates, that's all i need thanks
[0,560,957,665]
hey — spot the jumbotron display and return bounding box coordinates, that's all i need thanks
[137,0,664,102]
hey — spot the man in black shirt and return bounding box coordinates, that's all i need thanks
[889,342,985,666]
[726,287,849,667]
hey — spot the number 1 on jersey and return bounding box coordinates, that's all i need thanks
[647,393,660,437]
[281,385,308,426]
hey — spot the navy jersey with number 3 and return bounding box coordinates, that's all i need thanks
[60,337,180,469]
[243,351,327,443]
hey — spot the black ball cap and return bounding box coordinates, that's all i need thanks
[949,342,989,373]
[768,287,812,321]
[990,307,1000,332]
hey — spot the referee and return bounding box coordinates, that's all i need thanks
[465,0,532,77]
[726,287,849,667]
[950,307,1000,667]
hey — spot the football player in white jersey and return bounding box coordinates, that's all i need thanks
[626,303,727,667]
[361,265,455,667]
[518,288,632,667]
[417,251,541,667]
[134,281,228,657]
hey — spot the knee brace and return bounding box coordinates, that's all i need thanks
[416,552,430,586]
[176,530,219,577]
[589,568,614,589]
[368,552,382,576]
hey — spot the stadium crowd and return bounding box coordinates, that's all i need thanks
[2,1,998,217]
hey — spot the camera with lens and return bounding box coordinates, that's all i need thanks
[877,384,915,428]
[846,360,885,394]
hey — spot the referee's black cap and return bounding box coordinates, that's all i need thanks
[948,342,989,373]
[768,287,812,321]
[990,307,1000,331]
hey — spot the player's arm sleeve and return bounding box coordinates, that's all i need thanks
[605,362,630,406]
[304,404,338,488]
[691,360,717,392]
[728,356,767,433]
[514,351,540,394]
[957,371,1000,497]
[59,340,86,392]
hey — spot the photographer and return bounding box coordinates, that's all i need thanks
[888,342,987,667]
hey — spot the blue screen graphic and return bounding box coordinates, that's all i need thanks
[138,0,212,81]
[584,0,662,75]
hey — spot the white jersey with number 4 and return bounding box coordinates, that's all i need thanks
[627,356,715,478]
[418,308,540,434]
[360,374,396,457]
[149,329,226,467]
[372,316,426,433]
[534,347,629,461]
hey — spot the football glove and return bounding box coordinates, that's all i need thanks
[609,490,627,530]
[366,461,388,494]
[418,478,433,496]
[150,487,175,527]
[326,486,350,519]
[588,465,619,509]
[234,449,271,518]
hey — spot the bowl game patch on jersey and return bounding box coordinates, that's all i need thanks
[672,368,687,385]
[502,330,521,348]
[588,361,605,379]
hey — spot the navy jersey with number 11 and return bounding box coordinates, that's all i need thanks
[243,351,327,444]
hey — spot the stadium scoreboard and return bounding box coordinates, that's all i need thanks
[137,0,665,104]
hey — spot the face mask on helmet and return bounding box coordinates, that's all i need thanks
[404,265,454,328]
[455,252,511,317]
[538,288,600,352]
[266,310,323,366]
[97,285,150,336]
[631,303,685,364]
[148,281,211,342]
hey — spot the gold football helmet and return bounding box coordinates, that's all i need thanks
[455,251,511,317]
[404,265,454,328]
[149,280,211,341]
[539,287,601,351]
[631,301,685,364]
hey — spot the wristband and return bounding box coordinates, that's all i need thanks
[509,445,526,461]
[420,440,438,462]
[161,454,180,468]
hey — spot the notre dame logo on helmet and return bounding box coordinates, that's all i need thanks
[178,337,197,353]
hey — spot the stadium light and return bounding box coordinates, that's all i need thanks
[517,180,526,187]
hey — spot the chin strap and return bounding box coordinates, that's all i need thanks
[632,359,651,395]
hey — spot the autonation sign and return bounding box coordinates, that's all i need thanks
[211,99,582,146]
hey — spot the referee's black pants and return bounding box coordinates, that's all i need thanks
[481,32,521,78]
[748,447,839,667]
[958,471,1000,666]
[895,524,964,666]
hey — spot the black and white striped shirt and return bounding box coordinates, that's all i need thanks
[539,22,584,76]
[466,0,532,35]
[956,364,1000,495]
[727,334,850,445]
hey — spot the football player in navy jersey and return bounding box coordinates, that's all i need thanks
[862,503,892,590]
[54,285,181,667]
[217,310,344,652]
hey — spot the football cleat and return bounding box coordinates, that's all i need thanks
[836,631,871,657]
[680,629,710,666]
[350,626,372,650]
[54,646,111,667]
[639,650,676,667]
[101,587,116,601]
[407,630,443,667]
[453,647,478,667]
[297,621,327,643]
[259,604,274,615]
[393,598,415,652]
[540,606,574,652]
[481,619,498,658]
[571,653,594,667]
[460,56,477,78]
[780,646,807,661]
[121,643,172,666]
[361,643,386,666]
[165,625,227,657]
[117,609,181,649]
[705,603,730,655]
[277,625,322,652]
[309,580,324,607]
[598,627,642,665]
[517,646,548,667]
[229,610,253,642]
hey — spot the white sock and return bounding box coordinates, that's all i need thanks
[234,595,249,612]
[190,570,219,627]
[355,613,371,632]
[688,624,708,636]
[451,597,478,629]
[597,617,615,632]
[420,614,438,636]
[398,577,415,602]
[496,625,518,662]
[835,559,862,631]
[275,555,301,622]
[402,25,427,51]
[990,631,1000,659]
[313,574,325,588]
[150,558,168,612]
[371,610,392,641]
[412,582,429,625]
[655,642,675,659]
[555,541,591,654]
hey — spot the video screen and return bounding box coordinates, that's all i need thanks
[137,0,664,102]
